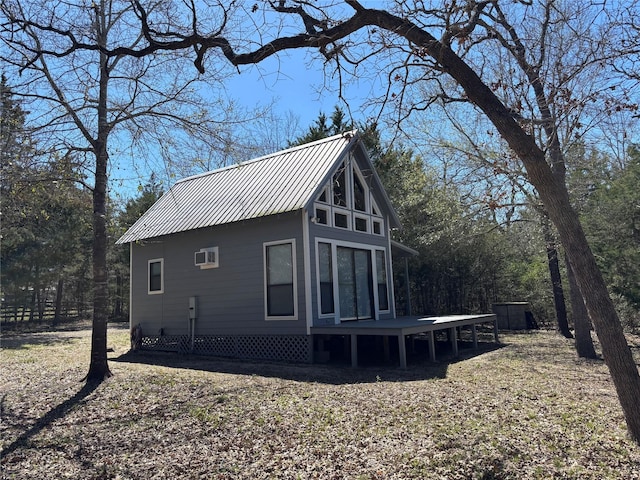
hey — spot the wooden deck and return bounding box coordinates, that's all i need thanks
[311,314,498,368]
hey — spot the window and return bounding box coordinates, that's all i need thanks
[312,161,387,237]
[318,187,328,203]
[317,239,391,321]
[353,170,367,212]
[334,211,349,229]
[318,243,334,314]
[337,246,373,320]
[354,215,368,233]
[264,240,297,319]
[315,206,329,225]
[148,258,164,294]
[333,166,348,207]
[376,251,389,311]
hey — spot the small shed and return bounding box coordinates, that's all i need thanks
[492,302,530,330]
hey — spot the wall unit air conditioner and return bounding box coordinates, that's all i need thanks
[194,247,218,269]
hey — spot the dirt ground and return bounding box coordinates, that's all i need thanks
[1,322,639,479]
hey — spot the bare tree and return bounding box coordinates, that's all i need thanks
[566,253,598,359]
[0,0,248,380]
[417,105,576,338]
[5,0,638,442]
[92,0,640,442]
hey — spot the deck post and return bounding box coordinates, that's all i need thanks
[450,327,458,356]
[398,334,407,369]
[382,336,390,361]
[310,314,499,368]
[351,334,358,368]
[471,323,478,349]
[428,331,436,362]
[309,335,316,363]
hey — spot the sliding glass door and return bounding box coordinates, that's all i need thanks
[337,247,374,320]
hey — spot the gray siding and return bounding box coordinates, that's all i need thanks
[131,211,307,338]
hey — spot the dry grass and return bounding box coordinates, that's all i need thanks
[1,323,639,479]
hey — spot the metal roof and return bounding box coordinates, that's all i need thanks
[117,131,365,244]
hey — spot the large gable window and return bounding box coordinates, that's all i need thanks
[332,166,348,207]
[264,240,297,320]
[313,157,385,236]
[352,169,367,212]
[148,258,164,294]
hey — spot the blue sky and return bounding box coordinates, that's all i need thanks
[224,47,374,132]
[111,48,371,201]
[227,50,341,126]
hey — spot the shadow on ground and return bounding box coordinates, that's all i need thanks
[0,381,101,458]
[1,321,128,350]
[1,332,86,350]
[111,338,505,385]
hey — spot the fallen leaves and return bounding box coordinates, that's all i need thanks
[1,325,639,479]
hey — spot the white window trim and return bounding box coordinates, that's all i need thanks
[317,185,330,204]
[353,212,370,233]
[148,258,164,295]
[311,160,387,239]
[352,166,370,213]
[371,198,382,217]
[315,238,392,322]
[332,207,352,230]
[372,218,384,236]
[263,239,298,321]
[313,204,331,226]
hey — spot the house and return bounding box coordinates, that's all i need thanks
[117,131,412,362]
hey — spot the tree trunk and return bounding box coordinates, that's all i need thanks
[85,150,111,380]
[542,214,572,338]
[29,269,37,322]
[550,199,640,442]
[114,273,123,320]
[85,21,112,381]
[53,277,64,327]
[77,280,84,318]
[19,294,26,322]
[566,254,598,359]
[376,13,640,442]
[37,288,45,322]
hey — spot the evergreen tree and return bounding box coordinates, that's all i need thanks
[109,178,164,321]
[583,145,640,329]
[290,106,352,146]
[1,76,39,321]
[1,76,92,325]
[0,74,28,169]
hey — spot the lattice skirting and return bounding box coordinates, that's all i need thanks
[140,334,312,363]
